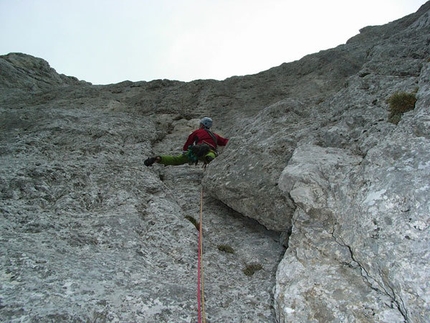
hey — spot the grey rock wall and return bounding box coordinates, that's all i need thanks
[0,68,286,321]
[205,2,430,322]
[274,62,430,322]
[1,2,429,322]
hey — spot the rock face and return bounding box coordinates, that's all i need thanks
[1,2,430,322]
[205,4,430,321]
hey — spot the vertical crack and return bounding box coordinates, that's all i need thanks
[331,227,409,322]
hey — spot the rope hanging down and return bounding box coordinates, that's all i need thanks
[197,186,207,323]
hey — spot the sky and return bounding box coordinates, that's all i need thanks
[0,0,427,85]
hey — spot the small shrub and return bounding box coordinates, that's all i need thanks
[387,91,417,124]
[243,263,263,276]
[217,244,235,254]
[387,91,417,114]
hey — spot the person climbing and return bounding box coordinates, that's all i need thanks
[144,117,229,167]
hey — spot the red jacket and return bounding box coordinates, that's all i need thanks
[183,128,229,151]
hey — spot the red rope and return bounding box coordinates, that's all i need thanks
[197,186,206,323]
[197,221,202,323]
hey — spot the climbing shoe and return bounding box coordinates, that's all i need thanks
[144,156,160,166]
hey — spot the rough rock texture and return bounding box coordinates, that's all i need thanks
[205,3,430,322]
[1,2,430,322]
[0,62,285,322]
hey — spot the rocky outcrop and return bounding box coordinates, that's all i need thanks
[1,2,429,322]
[0,52,87,92]
[204,2,430,322]
[273,64,430,321]
[0,61,286,321]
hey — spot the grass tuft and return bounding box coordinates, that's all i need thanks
[217,244,235,254]
[387,91,417,124]
[243,263,263,276]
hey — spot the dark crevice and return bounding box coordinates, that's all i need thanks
[331,228,408,322]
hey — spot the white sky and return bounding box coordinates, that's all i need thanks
[0,0,427,85]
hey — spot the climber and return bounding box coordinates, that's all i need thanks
[144,117,229,167]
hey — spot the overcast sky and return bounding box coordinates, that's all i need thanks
[0,0,426,85]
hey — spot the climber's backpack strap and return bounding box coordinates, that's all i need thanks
[205,129,218,151]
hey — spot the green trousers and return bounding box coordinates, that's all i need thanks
[159,150,217,166]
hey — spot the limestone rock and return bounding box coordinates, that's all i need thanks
[0,57,284,323]
[0,52,87,92]
[271,4,430,322]
[1,2,430,322]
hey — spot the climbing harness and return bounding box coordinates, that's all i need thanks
[187,144,217,166]
[197,186,207,323]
